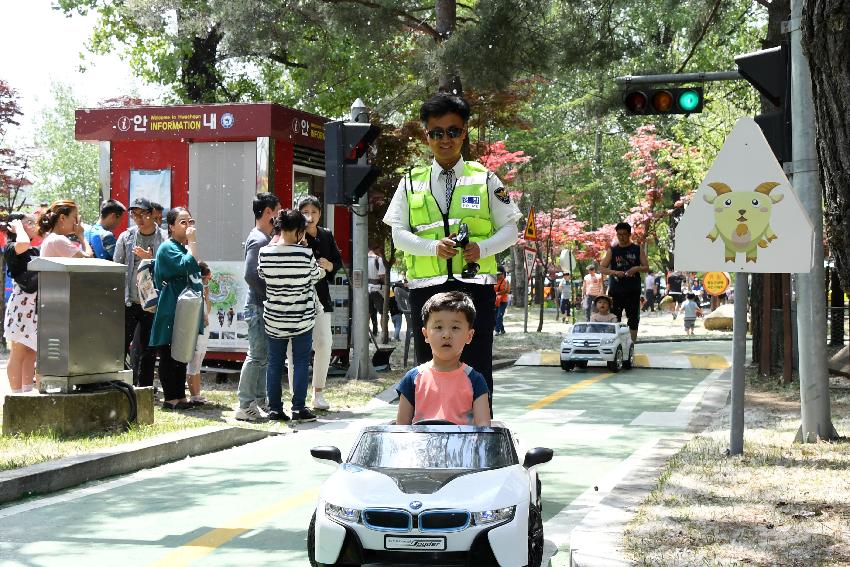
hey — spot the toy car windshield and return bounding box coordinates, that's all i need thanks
[349,430,515,470]
[572,323,617,334]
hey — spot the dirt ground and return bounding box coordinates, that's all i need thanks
[624,370,850,566]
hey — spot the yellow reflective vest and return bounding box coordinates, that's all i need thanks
[405,162,498,280]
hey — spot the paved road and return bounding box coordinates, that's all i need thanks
[0,362,721,567]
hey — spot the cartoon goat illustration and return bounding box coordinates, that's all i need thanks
[703,181,784,263]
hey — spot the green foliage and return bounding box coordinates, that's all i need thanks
[31,84,100,221]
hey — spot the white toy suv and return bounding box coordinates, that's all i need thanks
[560,322,634,372]
[308,423,553,567]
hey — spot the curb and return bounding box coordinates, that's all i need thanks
[568,369,731,566]
[0,425,275,506]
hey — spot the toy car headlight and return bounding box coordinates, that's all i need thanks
[601,337,616,344]
[326,503,361,523]
[473,505,515,525]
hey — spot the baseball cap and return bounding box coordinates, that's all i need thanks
[129,197,153,211]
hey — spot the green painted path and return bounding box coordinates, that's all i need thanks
[0,363,721,567]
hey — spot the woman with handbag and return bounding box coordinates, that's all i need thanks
[149,207,203,411]
[3,215,40,393]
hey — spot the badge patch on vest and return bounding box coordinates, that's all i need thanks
[461,196,481,209]
[494,186,510,204]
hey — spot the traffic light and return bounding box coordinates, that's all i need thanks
[623,87,704,115]
[324,120,381,204]
[735,44,791,162]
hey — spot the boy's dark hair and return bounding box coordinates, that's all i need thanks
[253,192,280,219]
[150,201,164,213]
[615,222,632,233]
[297,194,322,211]
[100,199,126,219]
[274,208,307,234]
[421,291,476,327]
[198,261,211,277]
[419,93,471,124]
[686,293,696,300]
[594,295,612,307]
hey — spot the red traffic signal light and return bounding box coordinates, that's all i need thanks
[623,87,704,115]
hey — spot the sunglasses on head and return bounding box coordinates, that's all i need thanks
[426,126,465,140]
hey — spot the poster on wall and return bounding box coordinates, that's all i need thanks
[328,283,350,351]
[206,261,249,351]
[129,169,172,214]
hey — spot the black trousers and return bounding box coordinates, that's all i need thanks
[124,303,157,387]
[158,344,187,401]
[410,281,496,413]
[368,291,384,334]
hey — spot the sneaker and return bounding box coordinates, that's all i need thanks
[255,398,270,414]
[291,408,317,422]
[235,401,267,422]
[312,391,330,410]
[267,409,291,421]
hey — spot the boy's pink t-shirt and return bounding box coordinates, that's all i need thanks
[396,363,489,425]
[40,233,81,258]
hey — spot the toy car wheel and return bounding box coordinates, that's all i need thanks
[576,361,588,369]
[607,347,623,373]
[561,360,575,371]
[308,511,347,567]
[527,503,544,567]
[622,344,634,370]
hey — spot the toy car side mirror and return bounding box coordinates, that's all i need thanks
[311,446,342,464]
[523,447,554,468]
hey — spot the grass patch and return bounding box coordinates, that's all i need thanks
[624,367,850,565]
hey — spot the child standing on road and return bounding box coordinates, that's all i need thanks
[590,296,618,323]
[395,291,491,426]
[679,293,703,337]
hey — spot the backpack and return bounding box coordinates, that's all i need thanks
[136,259,159,313]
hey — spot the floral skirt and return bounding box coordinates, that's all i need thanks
[4,284,37,351]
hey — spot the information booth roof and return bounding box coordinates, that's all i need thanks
[75,102,327,150]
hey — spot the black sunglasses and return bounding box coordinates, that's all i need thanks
[427,126,465,140]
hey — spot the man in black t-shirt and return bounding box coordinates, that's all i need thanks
[666,271,686,319]
[600,222,648,341]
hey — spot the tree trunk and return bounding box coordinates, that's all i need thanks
[802,1,850,292]
[752,0,791,370]
[435,0,460,93]
[830,265,845,346]
[512,244,526,308]
[177,18,223,103]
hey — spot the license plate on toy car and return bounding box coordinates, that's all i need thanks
[385,535,446,551]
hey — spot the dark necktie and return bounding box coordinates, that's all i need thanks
[442,169,454,208]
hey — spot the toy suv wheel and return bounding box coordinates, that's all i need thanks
[527,503,544,567]
[622,344,634,370]
[561,360,575,371]
[576,361,588,369]
[607,346,623,373]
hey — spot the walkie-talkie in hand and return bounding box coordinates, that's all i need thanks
[451,223,480,279]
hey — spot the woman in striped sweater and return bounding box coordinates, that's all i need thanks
[258,209,333,422]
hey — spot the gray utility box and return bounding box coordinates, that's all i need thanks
[29,257,131,392]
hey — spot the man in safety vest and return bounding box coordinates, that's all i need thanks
[383,93,522,412]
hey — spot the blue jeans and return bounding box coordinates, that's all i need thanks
[237,304,267,409]
[494,303,507,333]
[391,313,402,340]
[267,329,313,412]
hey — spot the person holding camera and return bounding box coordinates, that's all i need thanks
[383,93,521,410]
[3,214,40,393]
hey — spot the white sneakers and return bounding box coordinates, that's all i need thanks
[312,391,330,410]
[235,400,268,422]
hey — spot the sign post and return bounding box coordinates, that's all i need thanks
[675,117,814,455]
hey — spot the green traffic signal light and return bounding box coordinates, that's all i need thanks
[678,89,701,112]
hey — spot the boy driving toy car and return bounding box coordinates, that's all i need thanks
[395,291,491,426]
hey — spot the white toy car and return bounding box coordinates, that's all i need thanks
[308,423,553,567]
[560,322,634,372]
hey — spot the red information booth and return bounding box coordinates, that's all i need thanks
[75,103,352,361]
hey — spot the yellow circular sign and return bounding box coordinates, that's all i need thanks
[703,272,730,296]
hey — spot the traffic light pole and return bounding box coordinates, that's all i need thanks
[789,0,837,442]
[614,71,740,85]
[346,98,378,381]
